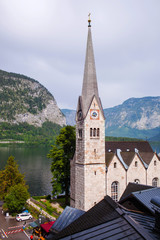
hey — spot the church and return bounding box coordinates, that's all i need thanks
[70,17,160,211]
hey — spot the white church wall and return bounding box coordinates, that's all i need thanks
[127,154,146,185]
[107,155,126,201]
[147,154,160,187]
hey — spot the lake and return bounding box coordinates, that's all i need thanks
[0,146,53,196]
[0,142,159,197]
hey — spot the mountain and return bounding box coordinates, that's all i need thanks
[0,69,66,127]
[104,97,160,139]
[62,97,160,140]
[61,109,76,126]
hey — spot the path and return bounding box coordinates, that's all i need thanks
[27,199,56,220]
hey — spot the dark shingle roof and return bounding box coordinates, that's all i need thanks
[138,152,154,165]
[120,152,135,166]
[105,141,153,153]
[132,188,160,214]
[105,152,115,167]
[120,182,154,201]
[124,210,160,240]
[51,196,153,240]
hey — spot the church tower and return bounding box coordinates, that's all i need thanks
[70,16,106,211]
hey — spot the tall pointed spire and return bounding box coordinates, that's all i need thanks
[81,15,102,118]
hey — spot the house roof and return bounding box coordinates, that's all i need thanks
[120,182,154,201]
[105,141,153,153]
[49,206,85,233]
[50,196,154,240]
[132,188,160,214]
[41,221,55,233]
[124,210,160,240]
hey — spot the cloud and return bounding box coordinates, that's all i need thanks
[0,0,160,109]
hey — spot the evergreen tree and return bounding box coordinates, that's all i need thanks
[48,126,75,205]
[0,156,26,199]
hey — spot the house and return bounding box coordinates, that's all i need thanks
[119,184,160,215]
[50,195,160,240]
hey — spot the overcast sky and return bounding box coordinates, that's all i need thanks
[0,0,160,109]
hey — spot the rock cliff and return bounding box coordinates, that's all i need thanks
[0,70,66,127]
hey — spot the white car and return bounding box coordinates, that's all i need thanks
[16,212,33,221]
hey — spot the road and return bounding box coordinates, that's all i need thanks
[0,207,32,240]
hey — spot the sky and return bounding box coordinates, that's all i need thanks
[0,0,160,110]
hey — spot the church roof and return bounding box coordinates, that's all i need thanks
[105,141,153,153]
[139,152,155,166]
[105,141,154,169]
[80,21,104,118]
[120,152,135,166]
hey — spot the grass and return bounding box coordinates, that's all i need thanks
[32,195,65,218]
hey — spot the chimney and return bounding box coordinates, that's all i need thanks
[150,196,160,232]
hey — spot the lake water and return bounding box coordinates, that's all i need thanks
[0,142,159,197]
[0,146,53,196]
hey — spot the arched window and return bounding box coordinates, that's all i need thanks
[152,177,159,187]
[135,161,138,167]
[114,162,117,168]
[90,128,92,137]
[134,179,140,184]
[78,129,82,139]
[93,128,96,137]
[154,160,157,166]
[111,181,119,202]
[97,128,100,137]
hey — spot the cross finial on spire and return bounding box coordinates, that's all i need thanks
[88,13,91,27]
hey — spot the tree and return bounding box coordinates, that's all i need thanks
[48,126,75,205]
[4,183,30,213]
[0,156,26,199]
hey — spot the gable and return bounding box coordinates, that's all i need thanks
[84,95,105,121]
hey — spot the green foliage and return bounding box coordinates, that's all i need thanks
[48,126,75,205]
[4,183,30,213]
[0,156,26,199]
[0,121,62,146]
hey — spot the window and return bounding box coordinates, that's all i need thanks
[114,162,117,168]
[154,160,157,166]
[135,161,138,167]
[78,129,82,139]
[90,128,92,137]
[134,179,140,184]
[93,128,96,137]
[152,178,159,187]
[97,128,100,137]
[90,128,100,138]
[111,181,119,202]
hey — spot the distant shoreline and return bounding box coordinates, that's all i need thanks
[0,140,25,143]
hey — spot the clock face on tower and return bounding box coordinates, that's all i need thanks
[90,109,99,120]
